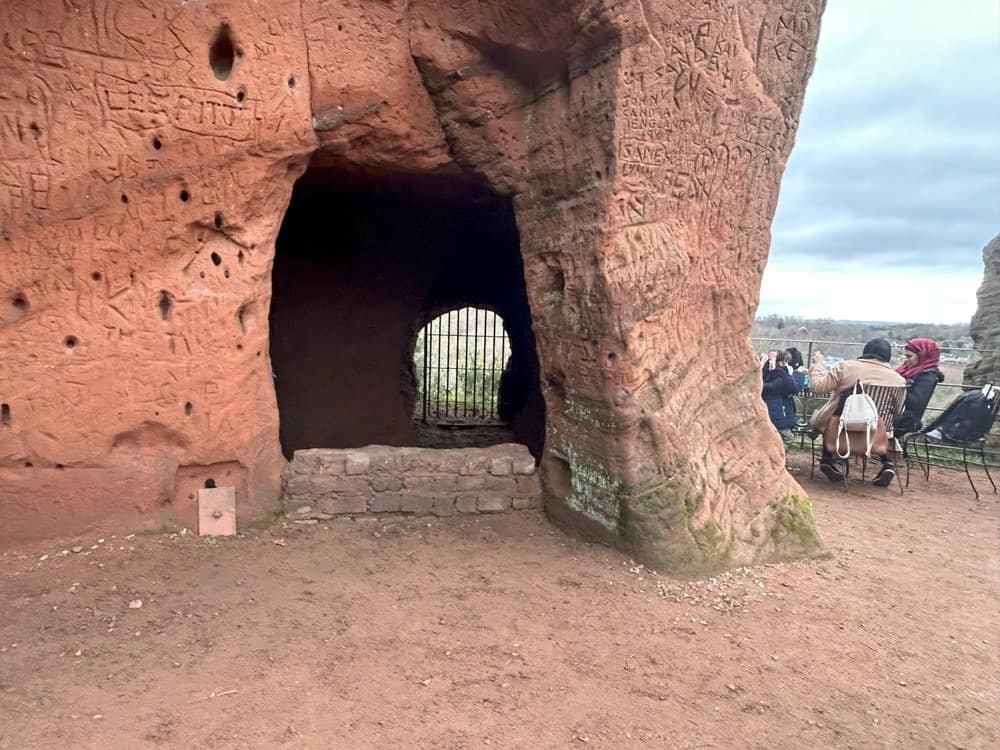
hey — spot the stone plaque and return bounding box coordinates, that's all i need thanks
[198,486,237,536]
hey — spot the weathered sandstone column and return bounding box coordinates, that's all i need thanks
[410,0,825,572]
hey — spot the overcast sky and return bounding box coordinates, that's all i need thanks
[758,0,999,324]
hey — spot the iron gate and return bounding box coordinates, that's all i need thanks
[416,307,511,424]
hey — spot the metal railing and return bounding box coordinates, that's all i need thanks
[416,307,511,424]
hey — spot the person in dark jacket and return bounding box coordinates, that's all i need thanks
[762,350,798,448]
[894,338,945,436]
[785,346,809,392]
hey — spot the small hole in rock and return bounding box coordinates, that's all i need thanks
[235,88,246,103]
[64,335,78,349]
[56,464,64,470]
[209,24,236,80]
[158,290,173,321]
[29,122,40,137]
[179,189,190,203]
[287,76,296,88]
[12,294,28,311]
[204,479,216,489]
[607,353,617,362]
[236,343,243,351]
[1,403,10,427]
[545,371,567,399]
[24,461,32,468]
[152,136,162,150]
[91,271,102,281]
[237,250,245,265]
[210,252,222,266]
[121,194,129,204]
[184,402,193,416]
[214,212,223,228]
[199,271,206,279]
[552,266,566,294]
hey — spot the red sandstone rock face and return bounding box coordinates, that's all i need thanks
[0,0,825,574]
[965,234,1000,387]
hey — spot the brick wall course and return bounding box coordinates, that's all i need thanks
[283,444,540,518]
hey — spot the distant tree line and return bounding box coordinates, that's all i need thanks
[753,315,972,350]
[751,315,977,366]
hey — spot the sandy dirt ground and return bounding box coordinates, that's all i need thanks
[1,452,997,749]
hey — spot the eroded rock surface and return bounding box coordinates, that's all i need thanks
[965,234,1000,386]
[0,0,825,573]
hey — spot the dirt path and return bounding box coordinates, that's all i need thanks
[1,453,997,749]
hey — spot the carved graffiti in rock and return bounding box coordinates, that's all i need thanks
[0,0,827,575]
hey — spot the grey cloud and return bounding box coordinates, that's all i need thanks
[759,0,994,323]
[769,2,999,271]
[771,73,998,266]
[772,217,990,267]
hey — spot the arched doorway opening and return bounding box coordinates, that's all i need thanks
[415,307,511,425]
[411,305,542,451]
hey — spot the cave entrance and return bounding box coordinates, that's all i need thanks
[269,165,545,461]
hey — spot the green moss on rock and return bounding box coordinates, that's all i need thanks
[770,493,821,551]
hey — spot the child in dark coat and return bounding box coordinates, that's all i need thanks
[761,350,798,448]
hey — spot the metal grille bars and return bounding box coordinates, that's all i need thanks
[416,307,512,424]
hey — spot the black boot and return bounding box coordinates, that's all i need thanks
[819,449,844,483]
[872,459,896,487]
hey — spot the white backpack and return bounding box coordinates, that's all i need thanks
[836,382,880,459]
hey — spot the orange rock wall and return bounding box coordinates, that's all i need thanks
[0,0,826,574]
[0,0,314,542]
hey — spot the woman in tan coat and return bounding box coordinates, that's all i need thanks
[808,338,905,486]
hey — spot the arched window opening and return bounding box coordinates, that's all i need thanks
[414,307,511,424]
